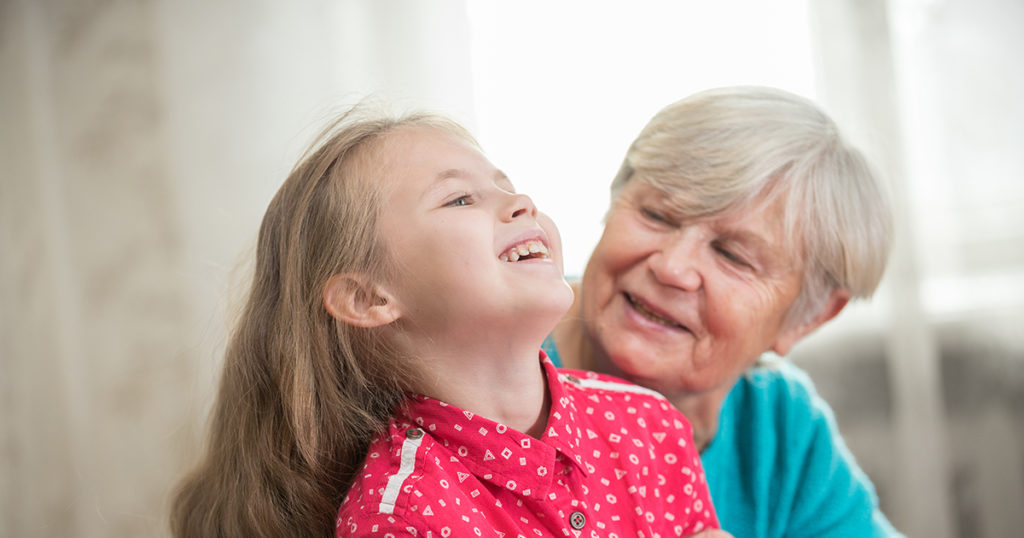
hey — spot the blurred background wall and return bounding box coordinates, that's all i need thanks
[2,0,1021,536]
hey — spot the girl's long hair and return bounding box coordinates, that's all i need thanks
[170,107,473,537]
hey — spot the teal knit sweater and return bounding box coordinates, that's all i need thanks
[542,338,902,537]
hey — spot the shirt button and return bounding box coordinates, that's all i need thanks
[564,374,581,384]
[405,427,424,439]
[569,511,586,530]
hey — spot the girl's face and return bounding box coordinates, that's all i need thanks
[374,126,573,344]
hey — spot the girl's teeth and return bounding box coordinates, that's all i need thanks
[500,241,549,261]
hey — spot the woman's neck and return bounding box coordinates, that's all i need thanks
[662,387,730,452]
[549,281,726,451]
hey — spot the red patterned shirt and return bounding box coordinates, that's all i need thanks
[337,354,718,537]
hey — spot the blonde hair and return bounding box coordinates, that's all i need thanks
[170,106,476,537]
[611,86,892,325]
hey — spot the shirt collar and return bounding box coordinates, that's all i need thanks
[398,353,592,499]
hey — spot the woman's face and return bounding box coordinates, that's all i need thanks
[580,180,809,396]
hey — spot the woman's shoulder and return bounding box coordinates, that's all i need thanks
[719,356,834,438]
[733,356,821,406]
[711,358,899,537]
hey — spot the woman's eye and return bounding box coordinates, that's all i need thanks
[641,207,670,224]
[715,245,751,268]
[444,194,473,207]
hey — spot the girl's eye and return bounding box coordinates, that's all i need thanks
[444,194,473,207]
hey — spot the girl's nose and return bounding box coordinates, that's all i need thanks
[503,192,537,221]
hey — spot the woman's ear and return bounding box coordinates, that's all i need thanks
[771,288,851,357]
[323,273,401,328]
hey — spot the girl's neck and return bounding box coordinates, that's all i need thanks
[403,334,552,438]
[549,281,591,371]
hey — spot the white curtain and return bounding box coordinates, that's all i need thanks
[1,1,477,536]
[807,2,1024,537]
[2,0,1021,536]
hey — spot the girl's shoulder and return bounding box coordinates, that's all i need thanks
[556,367,669,401]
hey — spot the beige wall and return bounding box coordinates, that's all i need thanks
[3,1,1022,537]
[2,1,191,536]
[1,1,475,536]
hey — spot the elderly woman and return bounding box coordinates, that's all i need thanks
[545,87,902,536]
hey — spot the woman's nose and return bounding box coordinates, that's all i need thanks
[649,230,703,291]
[502,192,538,221]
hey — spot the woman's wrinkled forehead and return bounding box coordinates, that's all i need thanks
[622,170,767,219]
[623,173,805,262]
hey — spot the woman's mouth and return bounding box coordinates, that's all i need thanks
[624,292,688,331]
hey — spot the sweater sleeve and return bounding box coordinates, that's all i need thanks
[780,362,902,537]
[541,335,562,368]
[702,360,903,538]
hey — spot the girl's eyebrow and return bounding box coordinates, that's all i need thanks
[422,169,466,200]
[434,168,465,183]
[429,168,511,190]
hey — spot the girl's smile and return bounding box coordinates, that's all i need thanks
[372,125,573,355]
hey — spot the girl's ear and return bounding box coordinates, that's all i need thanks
[323,273,401,328]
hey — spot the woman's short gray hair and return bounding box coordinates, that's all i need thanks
[611,86,892,326]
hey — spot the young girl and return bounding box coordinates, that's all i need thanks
[170,107,720,537]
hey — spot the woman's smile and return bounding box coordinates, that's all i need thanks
[623,292,691,333]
